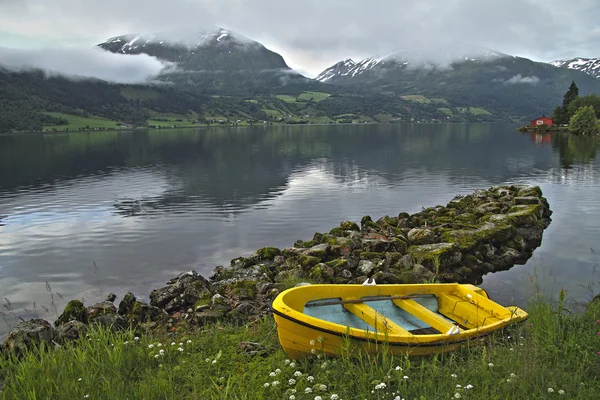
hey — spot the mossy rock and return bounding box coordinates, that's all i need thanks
[293,239,313,249]
[360,252,384,261]
[306,244,329,260]
[329,227,346,237]
[255,247,282,261]
[462,254,481,268]
[127,301,166,325]
[117,292,136,315]
[56,300,87,326]
[298,255,320,270]
[400,264,434,284]
[325,259,349,272]
[385,252,404,265]
[87,302,117,322]
[517,186,543,198]
[455,213,478,224]
[193,293,213,308]
[227,280,258,300]
[441,222,516,251]
[390,238,408,254]
[312,232,324,243]
[340,221,360,231]
[505,204,542,226]
[309,264,335,283]
[407,243,462,272]
[320,234,339,246]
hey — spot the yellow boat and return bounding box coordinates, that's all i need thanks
[271,283,527,358]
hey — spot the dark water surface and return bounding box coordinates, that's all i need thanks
[1,124,599,335]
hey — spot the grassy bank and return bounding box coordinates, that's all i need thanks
[1,295,598,400]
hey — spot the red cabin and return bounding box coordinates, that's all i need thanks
[531,116,553,127]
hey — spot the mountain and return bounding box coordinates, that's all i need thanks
[315,59,356,82]
[550,58,600,79]
[317,47,600,119]
[97,27,316,95]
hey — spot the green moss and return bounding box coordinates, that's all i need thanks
[312,232,324,243]
[193,293,212,308]
[385,252,403,264]
[56,300,87,325]
[329,227,344,237]
[517,186,542,197]
[298,255,320,270]
[462,254,480,268]
[363,221,379,230]
[308,264,335,283]
[455,213,478,224]
[360,216,373,226]
[340,221,360,231]
[389,238,407,254]
[325,259,349,271]
[320,234,339,246]
[506,204,542,226]
[226,280,258,300]
[360,252,383,260]
[255,247,282,261]
[441,222,516,251]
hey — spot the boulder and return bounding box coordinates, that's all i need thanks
[357,260,375,276]
[149,270,213,312]
[407,228,436,245]
[407,243,462,272]
[87,301,117,321]
[56,321,87,343]
[104,293,117,303]
[117,292,137,315]
[55,300,88,326]
[362,239,391,253]
[90,314,127,331]
[2,319,56,355]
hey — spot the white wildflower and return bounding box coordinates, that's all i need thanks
[488,363,494,367]
[558,390,565,395]
[294,371,302,377]
[212,360,217,365]
[315,397,322,400]
[186,340,192,344]
[289,379,296,385]
[507,379,511,383]
[272,381,280,386]
[307,375,314,382]
[451,373,457,378]
[319,384,327,391]
[205,358,210,362]
[269,372,276,377]
[509,348,514,351]
[148,344,154,349]
[275,368,282,374]
[510,373,516,377]
[310,340,316,346]
[456,384,462,388]
[124,341,129,345]
[454,394,461,399]
[331,395,339,400]
[171,342,176,346]
[465,384,473,389]
[179,342,183,346]
[317,336,324,343]
[321,362,328,369]
[264,383,270,387]
[291,389,296,394]
[134,337,140,341]
[289,362,296,368]
[159,349,165,356]
[548,388,554,393]
[305,387,313,393]
[154,354,159,359]
[403,375,409,379]
[395,366,403,371]
[177,347,184,352]
[83,396,89,399]
[374,382,386,390]
[157,343,162,347]
[311,349,317,354]
[284,359,291,365]
[77,378,82,382]
[289,396,295,400]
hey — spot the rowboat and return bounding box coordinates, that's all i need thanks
[271,283,527,358]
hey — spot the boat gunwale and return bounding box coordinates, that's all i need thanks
[271,284,528,346]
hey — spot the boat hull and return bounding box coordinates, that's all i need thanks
[271,283,527,358]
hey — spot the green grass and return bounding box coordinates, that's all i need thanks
[276,95,298,103]
[1,295,597,399]
[297,92,331,102]
[42,112,119,131]
[401,95,447,105]
[438,108,454,116]
[469,107,492,116]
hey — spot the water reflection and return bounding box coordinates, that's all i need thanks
[1,124,599,336]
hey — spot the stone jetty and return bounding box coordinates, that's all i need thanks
[2,185,552,354]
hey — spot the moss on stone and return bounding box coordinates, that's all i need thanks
[441,222,516,251]
[340,221,360,231]
[227,280,258,300]
[255,247,282,261]
[56,300,87,326]
[312,232,324,243]
[462,254,480,268]
[193,293,212,308]
[298,255,320,270]
[329,227,345,237]
[325,259,349,271]
[309,264,335,282]
[360,252,384,260]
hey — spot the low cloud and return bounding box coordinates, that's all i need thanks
[503,74,540,84]
[0,46,174,84]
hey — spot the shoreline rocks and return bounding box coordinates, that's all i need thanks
[2,185,553,354]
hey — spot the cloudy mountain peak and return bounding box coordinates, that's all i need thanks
[550,57,600,79]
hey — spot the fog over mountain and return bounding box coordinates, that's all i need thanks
[1,0,599,77]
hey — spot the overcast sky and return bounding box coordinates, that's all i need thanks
[1,0,599,79]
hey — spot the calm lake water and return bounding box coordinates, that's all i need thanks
[1,124,599,335]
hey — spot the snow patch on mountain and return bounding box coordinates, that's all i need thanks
[550,57,600,79]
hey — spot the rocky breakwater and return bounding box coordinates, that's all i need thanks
[2,185,552,354]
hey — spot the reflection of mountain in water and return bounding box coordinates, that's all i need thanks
[2,125,598,216]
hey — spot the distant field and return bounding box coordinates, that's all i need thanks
[297,91,330,102]
[42,112,118,130]
[275,95,297,103]
[457,107,492,116]
[438,108,453,116]
[401,95,447,104]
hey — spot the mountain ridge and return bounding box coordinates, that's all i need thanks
[550,57,600,79]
